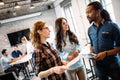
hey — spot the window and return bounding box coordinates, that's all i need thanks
[63,2,89,47]
[101,0,115,21]
[63,3,77,34]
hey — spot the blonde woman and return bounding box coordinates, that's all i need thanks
[30,21,66,80]
[21,36,34,54]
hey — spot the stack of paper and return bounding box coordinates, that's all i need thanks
[81,53,96,58]
[66,54,83,68]
[66,53,96,68]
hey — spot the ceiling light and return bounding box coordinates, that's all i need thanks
[51,0,55,1]
[14,2,21,9]
[0,0,4,5]
[30,4,35,9]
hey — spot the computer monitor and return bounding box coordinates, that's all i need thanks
[7,28,30,46]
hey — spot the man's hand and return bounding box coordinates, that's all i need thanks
[94,51,106,60]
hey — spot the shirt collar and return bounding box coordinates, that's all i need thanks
[92,19,105,27]
[42,42,50,48]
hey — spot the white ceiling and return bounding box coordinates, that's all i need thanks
[0,0,55,20]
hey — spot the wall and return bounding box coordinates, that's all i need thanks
[112,0,120,26]
[0,9,57,56]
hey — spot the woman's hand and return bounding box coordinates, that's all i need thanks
[67,55,74,61]
[62,61,68,65]
[67,50,79,61]
[72,50,79,57]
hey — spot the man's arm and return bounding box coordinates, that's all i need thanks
[94,46,120,60]
[8,57,21,64]
[104,46,120,56]
[90,45,94,53]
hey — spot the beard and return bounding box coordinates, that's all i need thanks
[89,20,93,24]
[87,18,93,24]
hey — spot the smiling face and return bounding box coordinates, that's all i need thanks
[21,36,27,44]
[86,5,100,23]
[12,45,18,51]
[62,19,69,32]
[4,50,9,56]
[37,23,50,40]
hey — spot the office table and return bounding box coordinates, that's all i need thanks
[10,54,32,79]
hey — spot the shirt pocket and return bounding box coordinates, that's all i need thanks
[102,31,110,39]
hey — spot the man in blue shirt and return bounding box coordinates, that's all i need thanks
[11,45,26,76]
[11,45,24,58]
[86,1,120,80]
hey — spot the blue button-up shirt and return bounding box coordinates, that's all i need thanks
[88,21,120,54]
[11,50,22,58]
[88,20,120,67]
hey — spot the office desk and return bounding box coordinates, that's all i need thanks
[10,54,32,65]
[10,54,32,79]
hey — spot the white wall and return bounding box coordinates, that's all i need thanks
[112,0,120,26]
[0,9,57,56]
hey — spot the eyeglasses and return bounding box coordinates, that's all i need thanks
[42,27,49,30]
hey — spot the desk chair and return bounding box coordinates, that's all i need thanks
[0,72,17,80]
[83,58,98,80]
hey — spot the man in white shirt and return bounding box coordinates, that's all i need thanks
[1,49,22,77]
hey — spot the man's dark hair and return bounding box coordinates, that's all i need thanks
[88,1,103,10]
[2,49,7,55]
[88,1,111,21]
[13,44,18,47]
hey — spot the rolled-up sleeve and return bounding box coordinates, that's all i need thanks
[58,50,69,62]
[112,23,120,46]
[75,44,81,52]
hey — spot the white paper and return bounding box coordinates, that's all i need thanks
[81,53,96,58]
[32,75,41,80]
[66,54,83,68]
[65,53,96,68]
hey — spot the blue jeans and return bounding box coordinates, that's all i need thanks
[95,59,120,80]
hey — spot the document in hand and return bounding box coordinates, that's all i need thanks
[66,54,83,68]
[66,53,96,68]
[32,75,41,80]
[81,53,96,58]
